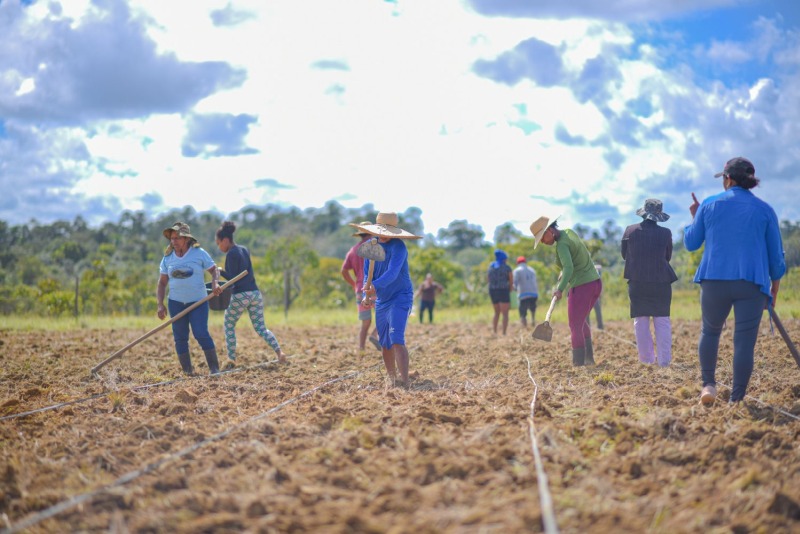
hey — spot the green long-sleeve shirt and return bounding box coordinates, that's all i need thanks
[555,228,600,292]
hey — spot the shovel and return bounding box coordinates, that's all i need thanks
[768,305,800,370]
[532,295,559,342]
[357,238,385,300]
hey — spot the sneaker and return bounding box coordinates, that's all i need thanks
[700,384,717,405]
[368,336,381,351]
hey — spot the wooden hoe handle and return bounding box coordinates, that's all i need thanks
[90,270,248,375]
[544,295,558,322]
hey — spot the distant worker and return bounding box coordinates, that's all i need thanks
[531,214,602,366]
[685,157,785,405]
[621,199,678,367]
[488,249,514,335]
[341,223,380,351]
[415,273,444,323]
[512,256,539,327]
[157,222,222,376]
[351,213,421,387]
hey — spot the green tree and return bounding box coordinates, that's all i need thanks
[264,235,320,317]
[437,220,486,252]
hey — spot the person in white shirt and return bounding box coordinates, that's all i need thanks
[512,256,539,327]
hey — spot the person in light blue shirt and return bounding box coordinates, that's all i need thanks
[352,213,420,388]
[157,222,222,376]
[684,157,786,405]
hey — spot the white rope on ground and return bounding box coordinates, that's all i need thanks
[524,356,559,534]
[1,363,381,534]
[594,329,800,422]
[0,354,296,422]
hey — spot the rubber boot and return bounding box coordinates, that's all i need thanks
[584,337,595,366]
[572,347,586,367]
[177,352,194,375]
[204,348,220,375]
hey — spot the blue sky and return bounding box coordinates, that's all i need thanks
[0,0,798,241]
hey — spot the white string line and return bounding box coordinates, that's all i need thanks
[595,329,799,421]
[1,363,381,534]
[0,354,295,422]
[524,356,559,534]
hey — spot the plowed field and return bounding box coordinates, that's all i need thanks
[2,318,799,533]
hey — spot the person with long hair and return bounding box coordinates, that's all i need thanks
[215,221,287,368]
[685,157,785,404]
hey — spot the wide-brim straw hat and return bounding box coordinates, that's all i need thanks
[530,214,560,249]
[348,212,421,240]
[162,221,196,241]
[635,198,670,222]
[351,221,373,237]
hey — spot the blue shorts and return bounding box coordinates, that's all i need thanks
[375,302,411,348]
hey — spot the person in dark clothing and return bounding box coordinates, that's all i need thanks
[621,199,678,366]
[415,273,443,323]
[215,221,287,368]
[487,249,513,335]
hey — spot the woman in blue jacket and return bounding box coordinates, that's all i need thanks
[685,157,785,404]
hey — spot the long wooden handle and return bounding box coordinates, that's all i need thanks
[364,260,375,291]
[90,270,248,375]
[544,295,558,322]
[769,305,800,369]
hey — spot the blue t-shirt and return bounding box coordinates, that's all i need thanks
[684,186,785,298]
[364,238,413,309]
[160,247,216,303]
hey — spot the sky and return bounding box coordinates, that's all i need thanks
[1,0,799,242]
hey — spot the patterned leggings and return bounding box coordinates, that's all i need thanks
[224,290,281,359]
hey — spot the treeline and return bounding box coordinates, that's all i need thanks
[2,202,799,317]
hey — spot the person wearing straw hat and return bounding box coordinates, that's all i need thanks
[350,212,421,387]
[215,221,288,369]
[621,199,678,367]
[685,157,785,405]
[531,214,602,366]
[157,221,222,375]
[342,222,380,351]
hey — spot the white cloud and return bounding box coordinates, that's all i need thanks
[1,0,800,243]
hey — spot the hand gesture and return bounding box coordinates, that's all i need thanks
[689,192,700,218]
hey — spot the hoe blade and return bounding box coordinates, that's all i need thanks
[357,238,385,261]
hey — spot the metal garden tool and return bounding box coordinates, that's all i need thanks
[357,238,385,299]
[532,295,558,342]
[768,304,800,370]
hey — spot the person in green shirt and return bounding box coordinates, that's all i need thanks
[531,215,602,366]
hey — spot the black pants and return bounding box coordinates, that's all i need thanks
[420,300,435,323]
